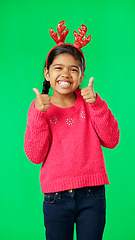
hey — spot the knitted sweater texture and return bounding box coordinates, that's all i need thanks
[24,89,120,193]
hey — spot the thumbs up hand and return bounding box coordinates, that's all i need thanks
[33,88,51,112]
[81,77,97,104]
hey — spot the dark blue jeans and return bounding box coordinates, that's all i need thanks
[43,185,106,240]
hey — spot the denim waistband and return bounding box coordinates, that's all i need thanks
[44,185,104,199]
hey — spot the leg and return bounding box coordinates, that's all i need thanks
[43,192,74,240]
[75,186,106,240]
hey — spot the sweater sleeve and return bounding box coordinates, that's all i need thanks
[24,100,51,164]
[89,93,120,149]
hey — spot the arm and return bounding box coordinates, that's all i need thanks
[81,77,120,149]
[24,100,51,164]
[89,93,120,149]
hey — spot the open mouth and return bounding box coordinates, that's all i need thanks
[57,80,72,87]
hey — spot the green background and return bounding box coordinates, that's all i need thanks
[0,0,135,239]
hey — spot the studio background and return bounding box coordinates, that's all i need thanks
[0,0,135,239]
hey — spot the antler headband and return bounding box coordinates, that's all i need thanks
[46,21,91,72]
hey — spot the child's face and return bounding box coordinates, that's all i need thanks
[44,53,84,96]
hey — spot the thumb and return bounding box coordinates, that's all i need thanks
[33,88,41,97]
[88,77,94,87]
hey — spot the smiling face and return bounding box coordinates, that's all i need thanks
[44,53,84,97]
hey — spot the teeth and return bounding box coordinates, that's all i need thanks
[58,81,71,86]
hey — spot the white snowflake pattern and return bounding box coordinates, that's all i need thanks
[80,111,86,119]
[66,118,74,126]
[50,117,57,125]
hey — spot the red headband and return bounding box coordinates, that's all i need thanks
[46,21,91,72]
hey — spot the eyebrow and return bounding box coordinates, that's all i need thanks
[52,64,79,70]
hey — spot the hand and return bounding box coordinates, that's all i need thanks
[81,77,97,104]
[33,88,51,112]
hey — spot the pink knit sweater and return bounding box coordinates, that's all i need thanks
[24,89,120,193]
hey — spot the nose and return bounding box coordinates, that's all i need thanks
[61,68,70,78]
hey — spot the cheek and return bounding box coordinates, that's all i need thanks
[79,74,84,84]
[74,74,81,83]
[76,74,82,82]
[50,71,58,80]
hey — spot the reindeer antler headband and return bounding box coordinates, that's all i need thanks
[46,21,91,72]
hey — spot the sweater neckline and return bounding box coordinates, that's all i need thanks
[50,89,81,111]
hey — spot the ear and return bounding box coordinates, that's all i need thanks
[44,67,50,81]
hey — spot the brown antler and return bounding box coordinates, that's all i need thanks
[73,24,91,49]
[49,21,69,45]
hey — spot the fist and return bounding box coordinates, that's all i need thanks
[33,88,51,112]
[81,77,97,104]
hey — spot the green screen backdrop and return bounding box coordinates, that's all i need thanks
[0,0,135,239]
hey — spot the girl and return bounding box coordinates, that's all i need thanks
[24,21,120,240]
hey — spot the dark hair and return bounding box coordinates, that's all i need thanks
[42,45,84,94]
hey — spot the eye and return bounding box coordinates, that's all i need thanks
[70,68,78,72]
[54,67,62,70]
